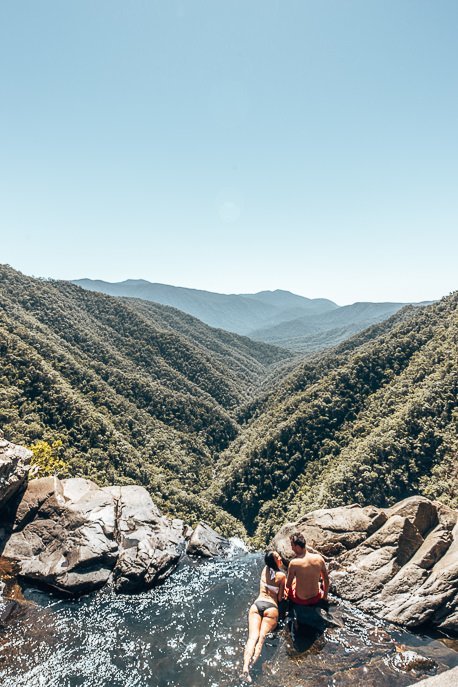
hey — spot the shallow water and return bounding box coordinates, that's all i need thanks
[0,553,456,687]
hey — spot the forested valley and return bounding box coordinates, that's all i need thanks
[1,265,456,541]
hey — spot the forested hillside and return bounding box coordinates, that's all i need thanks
[210,293,458,540]
[249,301,419,352]
[0,265,289,531]
[1,265,456,543]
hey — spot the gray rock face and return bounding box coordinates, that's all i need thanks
[272,503,388,560]
[2,477,185,596]
[186,522,231,558]
[272,496,458,634]
[104,486,185,593]
[2,477,118,594]
[0,433,32,512]
[414,666,458,687]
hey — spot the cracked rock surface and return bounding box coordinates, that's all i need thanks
[104,485,185,593]
[272,496,458,634]
[1,477,186,596]
[0,433,32,512]
[186,521,231,557]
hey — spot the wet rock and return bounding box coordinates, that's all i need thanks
[273,496,458,634]
[291,603,341,631]
[367,627,392,644]
[0,433,31,512]
[0,556,24,601]
[0,599,20,627]
[391,649,437,675]
[105,485,185,593]
[186,522,231,558]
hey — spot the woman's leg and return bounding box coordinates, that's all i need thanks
[242,605,262,681]
[252,609,278,665]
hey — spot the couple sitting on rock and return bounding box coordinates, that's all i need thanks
[242,532,329,682]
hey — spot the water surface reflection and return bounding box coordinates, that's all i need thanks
[0,553,456,686]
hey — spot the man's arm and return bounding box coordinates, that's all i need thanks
[320,557,330,599]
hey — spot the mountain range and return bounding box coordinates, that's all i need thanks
[1,265,456,540]
[73,279,337,337]
[74,278,423,352]
[0,265,288,532]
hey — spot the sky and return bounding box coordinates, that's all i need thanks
[1,1,457,305]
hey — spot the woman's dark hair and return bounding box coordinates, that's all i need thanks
[264,550,279,571]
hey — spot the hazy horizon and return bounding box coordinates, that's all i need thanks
[3,265,443,307]
[1,1,457,304]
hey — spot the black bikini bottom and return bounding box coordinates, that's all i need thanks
[254,599,277,617]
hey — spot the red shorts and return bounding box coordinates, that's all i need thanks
[288,588,324,606]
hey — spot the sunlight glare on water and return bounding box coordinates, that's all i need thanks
[0,553,456,687]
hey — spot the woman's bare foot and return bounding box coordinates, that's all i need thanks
[241,669,252,682]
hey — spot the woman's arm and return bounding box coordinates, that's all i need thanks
[277,573,286,603]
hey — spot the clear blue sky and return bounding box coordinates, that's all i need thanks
[1,1,457,304]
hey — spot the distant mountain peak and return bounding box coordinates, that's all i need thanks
[73,278,339,336]
[254,289,304,297]
[120,279,156,286]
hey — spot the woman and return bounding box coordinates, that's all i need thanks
[242,550,286,682]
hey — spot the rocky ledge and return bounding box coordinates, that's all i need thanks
[272,496,458,634]
[0,437,230,596]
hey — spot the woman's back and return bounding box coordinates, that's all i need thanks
[258,566,285,604]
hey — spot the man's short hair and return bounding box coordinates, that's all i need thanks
[290,532,306,549]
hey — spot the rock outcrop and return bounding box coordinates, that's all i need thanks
[0,433,31,512]
[272,496,458,634]
[105,485,185,593]
[273,503,388,560]
[186,522,231,558]
[1,476,186,595]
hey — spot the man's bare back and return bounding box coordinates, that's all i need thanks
[286,533,329,603]
[287,551,328,600]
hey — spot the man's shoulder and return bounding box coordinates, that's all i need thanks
[309,551,327,567]
[288,556,302,567]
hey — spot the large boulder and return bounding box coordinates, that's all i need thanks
[2,478,186,596]
[2,477,118,594]
[272,503,387,560]
[0,433,31,512]
[273,496,458,634]
[104,485,185,593]
[332,514,425,602]
[356,508,458,630]
[186,522,231,558]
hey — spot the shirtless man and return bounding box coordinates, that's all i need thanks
[285,532,329,626]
